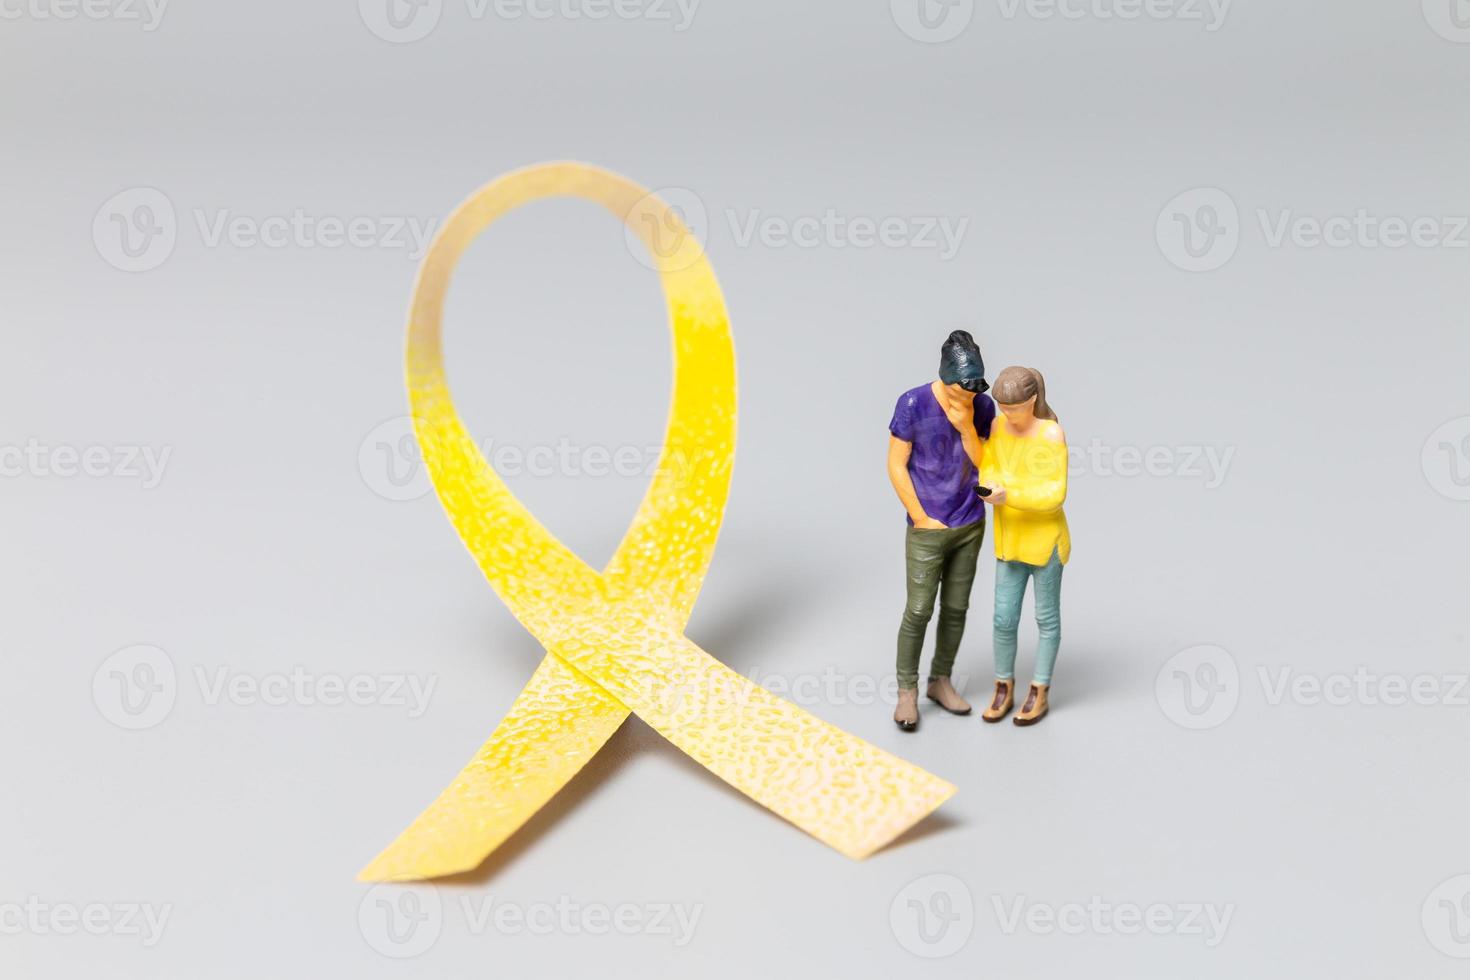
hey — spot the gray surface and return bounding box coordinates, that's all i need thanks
[3,1,1469,976]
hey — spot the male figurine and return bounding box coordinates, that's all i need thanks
[886,331,995,731]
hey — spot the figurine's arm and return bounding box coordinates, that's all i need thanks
[958,422,986,470]
[888,436,942,528]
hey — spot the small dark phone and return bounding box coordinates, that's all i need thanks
[973,485,992,498]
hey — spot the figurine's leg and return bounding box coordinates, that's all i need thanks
[992,558,1031,682]
[896,527,946,691]
[1030,549,1065,686]
[930,519,985,681]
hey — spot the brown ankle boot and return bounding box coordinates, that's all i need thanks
[981,679,1014,722]
[925,676,972,715]
[1013,683,1049,726]
[893,688,919,731]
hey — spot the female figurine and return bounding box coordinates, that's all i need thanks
[977,366,1070,726]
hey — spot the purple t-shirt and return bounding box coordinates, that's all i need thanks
[889,384,996,528]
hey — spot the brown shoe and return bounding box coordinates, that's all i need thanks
[925,676,972,715]
[1013,683,1049,726]
[894,688,919,731]
[980,680,1014,722]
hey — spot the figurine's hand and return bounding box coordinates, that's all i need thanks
[984,486,1007,506]
[914,515,948,530]
[942,400,974,430]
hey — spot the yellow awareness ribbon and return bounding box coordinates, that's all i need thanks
[359,162,955,881]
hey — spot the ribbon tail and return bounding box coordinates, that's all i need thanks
[357,655,628,881]
[554,632,957,860]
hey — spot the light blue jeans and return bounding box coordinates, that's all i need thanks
[992,548,1064,686]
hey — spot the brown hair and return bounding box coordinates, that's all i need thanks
[991,366,1057,422]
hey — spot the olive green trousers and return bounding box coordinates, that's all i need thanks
[895,519,985,690]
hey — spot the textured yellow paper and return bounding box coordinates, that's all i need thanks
[359,162,955,881]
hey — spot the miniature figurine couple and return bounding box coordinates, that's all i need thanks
[887,331,1070,729]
